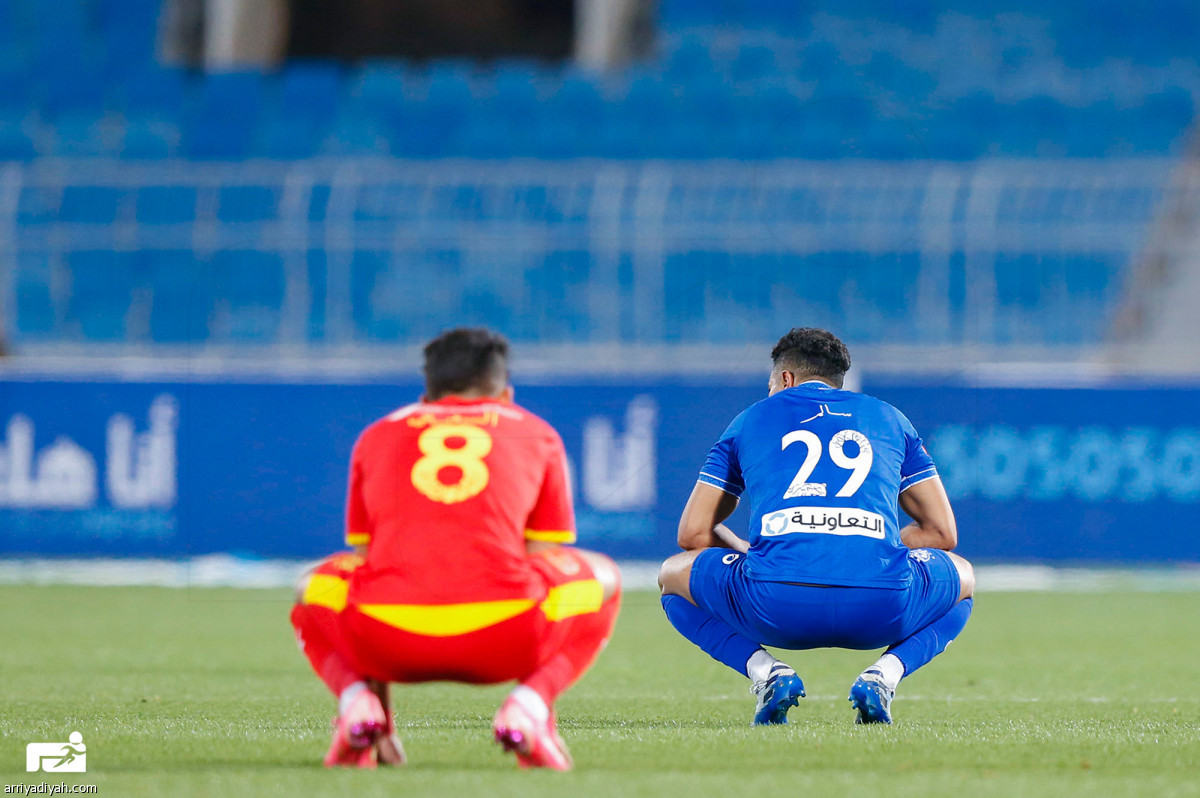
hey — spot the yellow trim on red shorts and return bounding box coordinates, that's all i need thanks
[346,532,370,547]
[539,579,604,621]
[524,529,577,544]
[354,578,603,636]
[357,599,537,636]
[303,573,350,612]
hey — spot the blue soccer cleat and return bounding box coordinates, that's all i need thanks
[848,670,894,725]
[750,664,806,725]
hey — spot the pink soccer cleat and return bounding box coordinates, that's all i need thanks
[375,712,407,767]
[492,696,572,771]
[323,689,387,768]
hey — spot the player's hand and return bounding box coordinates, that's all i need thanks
[713,523,750,553]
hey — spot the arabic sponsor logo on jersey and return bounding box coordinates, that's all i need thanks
[760,507,887,539]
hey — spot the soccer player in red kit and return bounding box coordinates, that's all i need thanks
[290,328,621,770]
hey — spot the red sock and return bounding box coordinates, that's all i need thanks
[290,603,364,697]
[523,590,622,706]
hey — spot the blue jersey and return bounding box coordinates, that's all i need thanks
[697,381,938,589]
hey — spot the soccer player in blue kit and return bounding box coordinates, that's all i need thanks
[658,328,975,725]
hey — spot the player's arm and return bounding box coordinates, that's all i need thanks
[898,476,957,550]
[524,430,577,555]
[678,482,747,552]
[683,410,750,551]
[345,434,373,555]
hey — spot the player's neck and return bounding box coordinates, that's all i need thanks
[426,392,507,404]
[789,376,837,389]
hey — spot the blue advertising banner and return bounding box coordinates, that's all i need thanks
[1,374,1197,563]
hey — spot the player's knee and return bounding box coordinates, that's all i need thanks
[293,568,315,605]
[657,552,689,597]
[578,550,621,601]
[657,556,678,593]
[954,556,976,600]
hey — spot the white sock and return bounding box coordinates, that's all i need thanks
[509,685,550,723]
[865,653,905,692]
[746,649,787,683]
[338,681,369,716]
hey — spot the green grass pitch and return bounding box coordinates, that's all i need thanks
[1,585,1198,797]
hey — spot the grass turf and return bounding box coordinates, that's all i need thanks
[0,586,1198,797]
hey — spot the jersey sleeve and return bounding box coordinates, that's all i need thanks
[696,410,747,498]
[524,430,577,544]
[345,434,372,548]
[897,411,939,493]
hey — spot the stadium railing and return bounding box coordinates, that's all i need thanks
[0,158,1177,365]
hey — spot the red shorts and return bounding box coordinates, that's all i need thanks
[299,548,604,685]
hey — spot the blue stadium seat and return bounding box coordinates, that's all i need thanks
[67,250,136,341]
[664,36,714,83]
[994,96,1070,157]
[350,250,400,341]
[320,110,393,156]
[59,185,124,224]
[141,250,213,343]
[279,60,343,120]
[620,74,674,126]
[49,114,114,157]
[40,53,107,118]
[659,0,725,26]
[421,60,475,121]
[216,186,278,223]
[350,60,411,127]
[256,116,324,159]
[120,67,189,119]
[136,186,198,224]
[96,0,158,72]
[548,72,605,122]
[182,71,264,159]
[924,94,1000,159]
[211,250,285,341]
[256,61,341,156]
[730,44,779,82]
[486,60,544,122]
[532,118,589,158]
[0,62,32,113]
[595,118,654,158]
[14,252,56,339]
[796,42,845,84]
[120,116,180,158]
[676,79,737,126]
[0,120,35,159]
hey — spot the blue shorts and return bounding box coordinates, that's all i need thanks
[689,548,962,651]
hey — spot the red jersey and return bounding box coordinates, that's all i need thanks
[344,396,576,607]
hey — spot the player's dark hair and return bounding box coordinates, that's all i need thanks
[423,328,510,400]
[770,327,852,388]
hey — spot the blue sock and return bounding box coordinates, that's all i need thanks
[661,594,762,677]
[888,597,974,678]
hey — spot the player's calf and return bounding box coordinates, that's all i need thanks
[850,553,976,724]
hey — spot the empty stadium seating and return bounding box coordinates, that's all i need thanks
[0,0,1192,351]
[0,0,1196,162]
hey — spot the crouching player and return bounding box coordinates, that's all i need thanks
[291,328,621,770]
[659,327,974,726]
